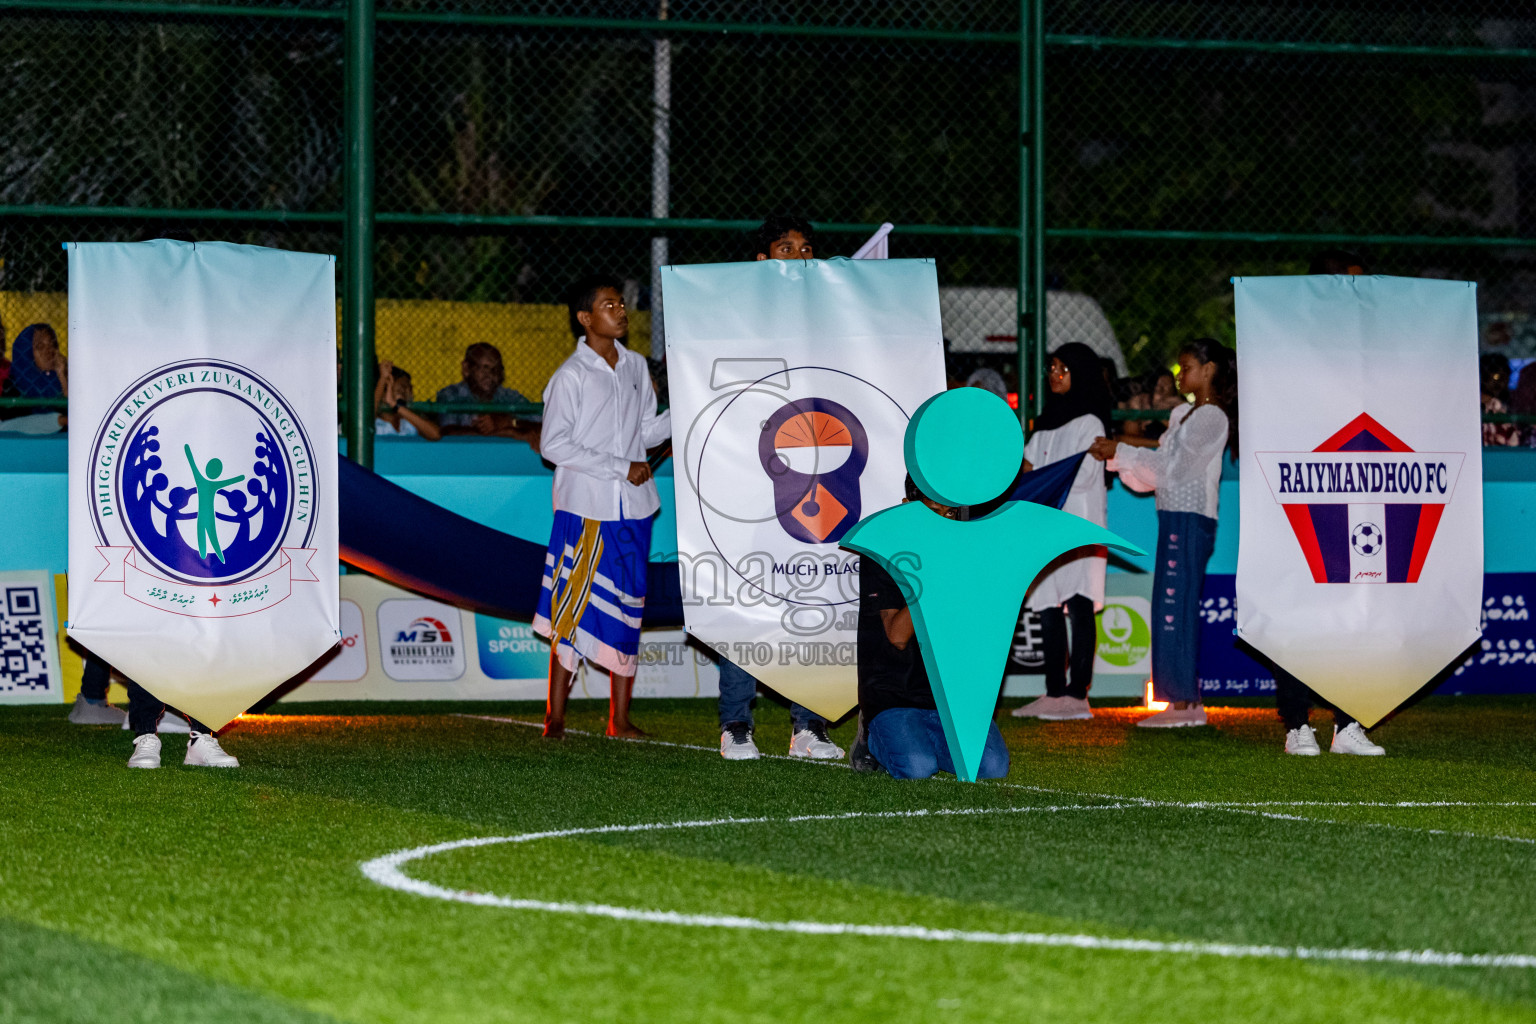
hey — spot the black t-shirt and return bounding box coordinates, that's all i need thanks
[858,560,935,721]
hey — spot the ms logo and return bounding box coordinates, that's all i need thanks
[396,617,454,644]
[759,397,869,544]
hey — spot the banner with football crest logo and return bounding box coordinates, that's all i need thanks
[67,240,340,729]
[1234,275,1482,726]
[663,258,945,719]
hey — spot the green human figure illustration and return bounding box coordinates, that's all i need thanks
[184,444,245,563]
[841,388,1144,781]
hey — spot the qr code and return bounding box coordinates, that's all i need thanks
[0,586,51,694]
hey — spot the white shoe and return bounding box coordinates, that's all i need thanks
[1136,705,1208,728]
[127,734,161,769]
[789,722,844,760]
[1331,722,1385,756]
[1010,695,1062,718]
[1284,724,1321,756]
[120,710,191,734]
[1038,696,1093,721]
[185,733,239,768]
[720,722,761,761]
[69,694,128,726]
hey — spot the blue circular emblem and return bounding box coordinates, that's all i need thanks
[88,360,319,586]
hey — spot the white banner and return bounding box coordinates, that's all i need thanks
[663,258,946,720]
[1234,275,1482,725]
[67,241,340,729]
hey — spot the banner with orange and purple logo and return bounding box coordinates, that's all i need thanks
[662,258,945,719]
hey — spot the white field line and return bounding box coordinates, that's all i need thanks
[999,784,1536,846]
[359,807,1536,969]
[453,713,1536,845]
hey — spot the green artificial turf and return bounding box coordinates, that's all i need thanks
[3,696,1536,1023]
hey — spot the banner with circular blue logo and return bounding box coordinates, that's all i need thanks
[67,241,339,730]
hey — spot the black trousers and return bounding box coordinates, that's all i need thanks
[1274,668,1355,732]
[1039,595,1096,700]
[82,652,210,736]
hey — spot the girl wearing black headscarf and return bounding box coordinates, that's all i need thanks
[1012,342,1114,722]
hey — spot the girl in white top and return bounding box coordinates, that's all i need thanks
[1089,338,1236,729]
[1012,342,1113,722]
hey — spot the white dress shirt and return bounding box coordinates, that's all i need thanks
[1109,403,1229,518]
[540,338,671,521]
[1023,412,1108,610]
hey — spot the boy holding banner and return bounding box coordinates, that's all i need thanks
[535,276,670,739]
[715,217,845,762]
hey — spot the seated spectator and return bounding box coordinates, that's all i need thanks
[854,475,1010,781]
[435,342,539,445]
[1482,353,1520,447]
[1510,362,1536,448]
[1,323,66,429]
[1116,373,1151,440]
[374,362,441,441]
[964,367,1008,402]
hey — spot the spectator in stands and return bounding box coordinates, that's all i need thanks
[1012,342,1113,722]
[1482,353,1520,447]
[535,275,670,740]
[1089,338,1236,729]
[435,342,539,445]
[857,475,1009,780]
[374,361,441,441]
[716,216,844,763]
[964,366,1009,402]
[1,323,66,428]
[1510,362,1536,448]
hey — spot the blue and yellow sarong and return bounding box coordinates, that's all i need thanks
[532,512,652,676]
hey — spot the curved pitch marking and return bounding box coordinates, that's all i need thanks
[360,805,1536,969]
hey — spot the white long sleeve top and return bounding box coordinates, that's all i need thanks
[1023,412,1108,610]
[1108,403,1228,518]
[539,338,671,521]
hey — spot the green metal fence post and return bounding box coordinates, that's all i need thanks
[1021,0,1046,424]
[343,0,376,469]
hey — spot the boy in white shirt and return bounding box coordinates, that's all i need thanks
[534,275,670,739]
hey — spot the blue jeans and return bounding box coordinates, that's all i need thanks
[717,659,823,731]
[1151,510,1217,705]
[867,708,1010,780]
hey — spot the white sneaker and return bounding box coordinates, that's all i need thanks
[789,722,844,760]
[1284,724,1321,756]
[69,694,128,726]
[1136,705,1208,728]
[127,734,161,769]
[120,710,192,734]
[185,733,239,767]
[1331,722,1385,756]
[720,722,761,761]
[1010,695,1062,718]
[1038,696,1093,721]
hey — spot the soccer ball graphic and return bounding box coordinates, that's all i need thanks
[1350,522,1384,557]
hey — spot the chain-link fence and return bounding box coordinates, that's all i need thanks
[3,1,1534,443]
